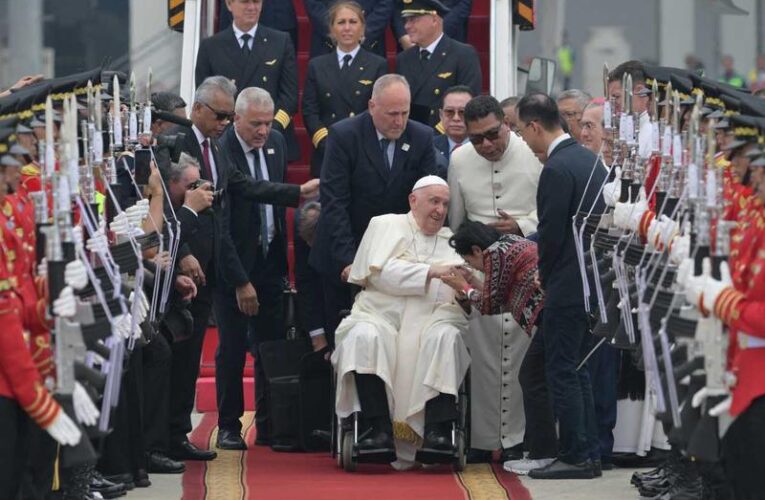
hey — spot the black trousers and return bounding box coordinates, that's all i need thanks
[168,285,212,446]
[722,395,765,500]
[542,305,599,464]
[20,422,56,500]
[586,337,619,463]
[213,248,285,437]
[99,344,145,475]
[518,325,558,459]
[0,396,32,499]
[142,331,172,454]
[319,271,353,346]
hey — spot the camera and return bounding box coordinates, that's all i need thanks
[189,179,224,207]
[155,132,186,165]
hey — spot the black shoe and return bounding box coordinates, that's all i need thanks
[167,440,218,461]
[466,448,493,463]
[528,458,595,480]
[90,471,127,499]
[600,460,614,471]
[133,469,151,488]
[254,436,271,446]
[592,459,603,477]
[102,473,134,491]
[216,429,248,450]
[357,430,394,451]
[422,422,454,451]
[147,451,186,473]
[500,444,524,463]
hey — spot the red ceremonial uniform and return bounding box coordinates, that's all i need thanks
[713,198,765,416]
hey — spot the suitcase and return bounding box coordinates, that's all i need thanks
[258,338,332,452]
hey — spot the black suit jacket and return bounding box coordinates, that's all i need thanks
[395,35,481,127]
[302,48,388,177]
[392,0,473,43]
[304,0,394,58]
[309,112,438,276]
[164,125,301,282]
[432,134,451,174]
[536,137,606,308]
[218,126,291,289]
[195,25,300,160]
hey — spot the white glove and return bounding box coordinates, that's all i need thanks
[684,257,710,311]
[626,199,649,232]
[64,259,88,290]
[658,216,679,249]
[125,204,146,226]
[45,409,82,446]
[113,313,136,340]
[669,232,690,265]
[72,381,100,426]
[86,230,109,254]
[129,289,149,324]
[709,396,732,417]
[602,167,621,207]
[702,260,732,314]
[72,225,84,252]
[109,212,131,236]
[52,286,77,318]
[37,257,48,279]
[646,218,661,249]
[613,202,632,229]
[692,387,729,409]
[676,258,694,289]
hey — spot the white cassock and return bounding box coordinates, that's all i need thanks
[331,212,470,465]
[448,135,542,450]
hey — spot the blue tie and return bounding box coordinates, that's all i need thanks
[251,149,270,256]
[380,139,392,169]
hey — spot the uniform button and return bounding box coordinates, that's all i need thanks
[503,358,508,362]
[326,92,331,97]
[331,113,336,118]
[495,170,499,174]
[263,76,268,82]
[504,332,508,335]
[502,410,507,413]
[495,196,500,199]
[435,88,440,95]
[505,318,509,322]
[349,112,355,117]
[503,397,507,400]
[430,110,435,115]
[355,90,360,95]
[503,372,507,376]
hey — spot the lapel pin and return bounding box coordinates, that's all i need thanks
[267,148,275,155]
[402,143,410,152]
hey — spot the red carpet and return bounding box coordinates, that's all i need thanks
[182,413,531,500]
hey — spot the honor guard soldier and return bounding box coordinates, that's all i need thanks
[394,0,481,129]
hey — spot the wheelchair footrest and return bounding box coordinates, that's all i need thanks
[415,447,457,465]
[356,447,397,464]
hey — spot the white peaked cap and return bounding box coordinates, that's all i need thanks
[411,175,448,192]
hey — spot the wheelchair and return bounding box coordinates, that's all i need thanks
[332,371,470,472]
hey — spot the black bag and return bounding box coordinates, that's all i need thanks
[258,338,332,452]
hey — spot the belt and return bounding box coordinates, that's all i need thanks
[738,332,765,350]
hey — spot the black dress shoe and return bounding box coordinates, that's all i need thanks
[466,449,493,463]
[167,440,218,461]
[90,471,127,499]
[254,436,272,446]
[528,458,595,480]
[102,473,134,491]
[133,469,151,488]
[592,459,603,477]
[217,429,248,450]
[357,430,394,451]
[422,422,454,451]
[500,444,524,463]
[147,451,186,473]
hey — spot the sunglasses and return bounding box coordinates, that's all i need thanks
[203,102,234,121]
[442,108,465,119]
[468,124,502,145]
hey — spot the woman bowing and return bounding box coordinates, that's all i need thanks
[302,1,388,178]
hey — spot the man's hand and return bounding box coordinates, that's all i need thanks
[300,179,320,198]
[488,209,521,235]
[441,273,469,292]
[236,282,260,316]
[311,333,329,352]
[340,264,352,283]
[147,161,163,197]
[9,74,44,92]
[179,255,206,286]
[399,35,414,50]
[174,275,197,301]
[152,251,172,271]
[184,182,214,213]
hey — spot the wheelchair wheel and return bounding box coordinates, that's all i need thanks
[336,425,344,468]
[454,429,467,472]
[341,431,357,472]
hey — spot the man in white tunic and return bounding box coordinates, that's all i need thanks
[332,176,470,468]
[448,95,542,460]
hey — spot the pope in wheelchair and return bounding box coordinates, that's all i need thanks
[331,176,471,470]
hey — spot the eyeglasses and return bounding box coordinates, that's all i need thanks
[468,124,502,145]
[442,108,465,119]
[203,102,234,121]
[561,110,582,120]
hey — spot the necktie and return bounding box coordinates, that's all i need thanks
[240,33,252,54]
[251,149,270,256]
[420,49,431,62]
[380,139,392,170]
[341,54,352,71]
[201,139,213,182]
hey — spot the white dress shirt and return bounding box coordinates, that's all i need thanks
[192,124,218,186]
[235,131,275,245]
[420,33,444,56]
[546,132,571,159]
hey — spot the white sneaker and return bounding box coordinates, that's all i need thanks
[503,457,555,475]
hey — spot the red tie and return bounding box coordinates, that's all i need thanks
[201,139,213,182]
